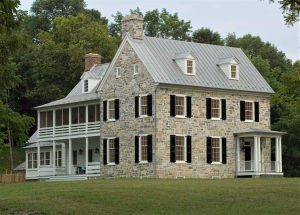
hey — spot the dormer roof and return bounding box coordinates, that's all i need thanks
[218,57,240,65]
[173,52,195,60]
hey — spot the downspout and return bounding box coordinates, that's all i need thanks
[154,83,159,178]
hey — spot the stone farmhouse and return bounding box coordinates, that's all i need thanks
[24,14,285,180]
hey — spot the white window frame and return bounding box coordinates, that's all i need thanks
[229,64,239,80]
[39,151,51,166]
[175,94,187,118]
[211,98,222,120]
[244,100,255,122]
[107,99,116,121]
[175,134,187,163]
[83,79,89,93]
[139,134,148,163]
[39,111,53,128]
[27,152,38,169]
[116,67,121,78]
[133,64,139,75]
[185,59,195,75]
[211,137,222,164]
[139,94,148,118]
[55,150,62,167]
[107,138,116,165]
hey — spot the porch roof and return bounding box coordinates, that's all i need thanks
[24,141,63,149]
[234,128,287,136]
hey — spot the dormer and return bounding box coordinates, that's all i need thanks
[82,78,100,93]
[173,52,196,75]
[218,57,240,80]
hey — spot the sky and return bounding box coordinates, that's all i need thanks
[19,0,299,62]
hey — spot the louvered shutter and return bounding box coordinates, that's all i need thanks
[170,95,176,117]
[170,135,176,162]
[147,94,152,116]
[103,139,107,165]
[115,99,119,120]
[135,136,139,163]
[240,101,245,121]
[186,96,192,118]
[222,137,227,164]
[135,96,139,118]
[206,98,212,119]
[103,101,107,121]
[115,138,119,164]
[186,135,192,163]
[207,137,212,164]
[147,135,153,162]
[221,99,226,120]
[255,102,259,122]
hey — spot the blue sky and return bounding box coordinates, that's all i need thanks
[20,0,299,62]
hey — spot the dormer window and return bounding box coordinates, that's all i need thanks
[173,52,196,76]
[230,65,239,80]
[133,64,139,75]
[116,67,121,78]
[218,57,240,80]
[83,80,89,93]
[186,60,194,75]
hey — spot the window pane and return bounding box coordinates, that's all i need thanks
[141,136,148,161]
[63,109,69,125]
[88,105,96,122]
[46,152,50,165]
[47,111,53,127]
[33,153,37,168]
[28,153,32,169]
[109,139,115,163]
[79,106,86,123]
[55,109,62,126]
[108,100,115,119]
[212,138,220,162]
[84,80,89,92]
[176,136,185,161]
[187,60,193,74]
[40,112,46,128]
[40,152,44,165]
[175,96,185,116]
[71,107,78,124]
[245,102,253,120]
[211,99,220,118]
[141,96,148,116]
[96,104,100,121]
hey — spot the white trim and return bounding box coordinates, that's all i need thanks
[133,64,139,75]
[174,94,187,117]
[185,59,196,75]
[211,137,222,163]
[138,134,149,163]
[229,64,239,80]
[174,134,187,163]
[139,94,149,118]
[244,100,255,122]
[210,98,222,120]
[115,67,121,78]
[106,99,116,121]
[106,137,116,165]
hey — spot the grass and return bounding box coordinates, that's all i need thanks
[0,178,299,215]
[0,146,25,173]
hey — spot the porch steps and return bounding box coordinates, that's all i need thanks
[46,175,88,182]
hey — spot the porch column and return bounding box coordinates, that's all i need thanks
[275,137,280,172]
[236,136,240,172]
[85,137,89,175]
[257,136,261,172]
[254,136,258,172]
[69,107,71,135]
[53,140,56,175]
[68,139,72,175]
[279,136,282,172]
[37,141,40,176]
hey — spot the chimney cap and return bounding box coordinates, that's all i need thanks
[85,53,101,58]
[122,13,143,22]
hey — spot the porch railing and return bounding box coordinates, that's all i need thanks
[239,160,254,171]
[238,161,281,172]
[86,162,100,175]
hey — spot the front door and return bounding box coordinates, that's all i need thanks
[73,150,78,166]
[244,142,252,171]
[88,149,93,163]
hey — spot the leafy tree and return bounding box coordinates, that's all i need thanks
[269,0,300,25]
[192,28,224,45]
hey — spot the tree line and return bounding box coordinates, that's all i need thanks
[0,0,299,176]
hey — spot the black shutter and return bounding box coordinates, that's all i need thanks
[240,101,245,121]
[255,102,259,122]
[207,137,212,164]
[206,98,212,119]
[170,95,176,117]
[147,94,152,116]
[186,96,192,118]
[103,101,107,121]
[186,135,192,163]
[222,137,227,164]
[135,136,139,163]
[170,135,176,162]
[135,96,139,118]
[103,139,107,165]
[147,135,153,162]
[115,99,119,120]
[115,138,119,164]
[221,99,226,120]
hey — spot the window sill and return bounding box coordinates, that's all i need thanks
[245,120,254,123]
[139,161,148,164]
[175,115,186,119]
[133,73,139,76]
[175,161,186,164]
[211,162,222,165]
[139,115,149,118]
[116,76,121,79]
[211,118,221,121]
[107,163,116,166]
[107,119,116,122]
[184,73,195,76]
[229,78,239,81]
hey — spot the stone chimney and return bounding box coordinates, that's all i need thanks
[84,53,101,72]
[121,14,143,40]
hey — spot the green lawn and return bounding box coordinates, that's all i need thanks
[0,178,299,215]
[0,146,25,173]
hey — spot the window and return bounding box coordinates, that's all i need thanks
[135,135,152,163]
[108,139,115,164]
[133,64,139,75]
[211,99,221,119]
[40,151,51,166]
[84,80,89,92]
[230,64,239,80]
[186,60,194,74]
[175,96,185,116]
[88,104,100,122]
[55,109,69,126]
[71,106,86,124]
[27,152,37,169]
[55,151,62,167]
[212,138,221,163]
[170,135,192,163]
[140,136,148,162]
[40,111,53,128]
[135,95,152,118]
[108,100,115,120]
[140,96,148,116]
[245,101,254,121]
[116,67,121,78]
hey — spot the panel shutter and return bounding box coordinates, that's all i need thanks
[207,137,212,164]
[222,137,227,164]
[221,99,226,120]
[135,96,139,118]
[147,135,153,162]
[115,138,119,164]
[135,136,139,163]
[170,95,176,117]
[240,101,245,121]
[255,102,259,122]
[147,94,152,116]
[115,99,120,120]
[186,135,192,163]
[103,101,107,121]
[186,96,192,118]
[206,98,212,119]
[170,135,176,162]
[103,139,107,165]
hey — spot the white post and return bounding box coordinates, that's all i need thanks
[254,136,258,172]
[257,136,261,172]
[275,137,279,172]
[53,109,55,137]
[69,107,71,135]
[37,142,40,176]
[85,137,88,175]
[279,136,282,172]
[237,136,240,172]
[86,105,88,133]
[53,140,56,175]
[68,139,72,175]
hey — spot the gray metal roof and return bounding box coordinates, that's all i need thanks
[35,63,109,109]
[24,141,63,149]
[14,161,26,171]
[128,36,274,94]
[234,128,286,135]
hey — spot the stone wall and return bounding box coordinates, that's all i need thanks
[99,41,156,177]
[155,87,271,178]
[261,137,272,172]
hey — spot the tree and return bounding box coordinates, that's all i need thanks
[192,28,224,45]
[269,0,300,26]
